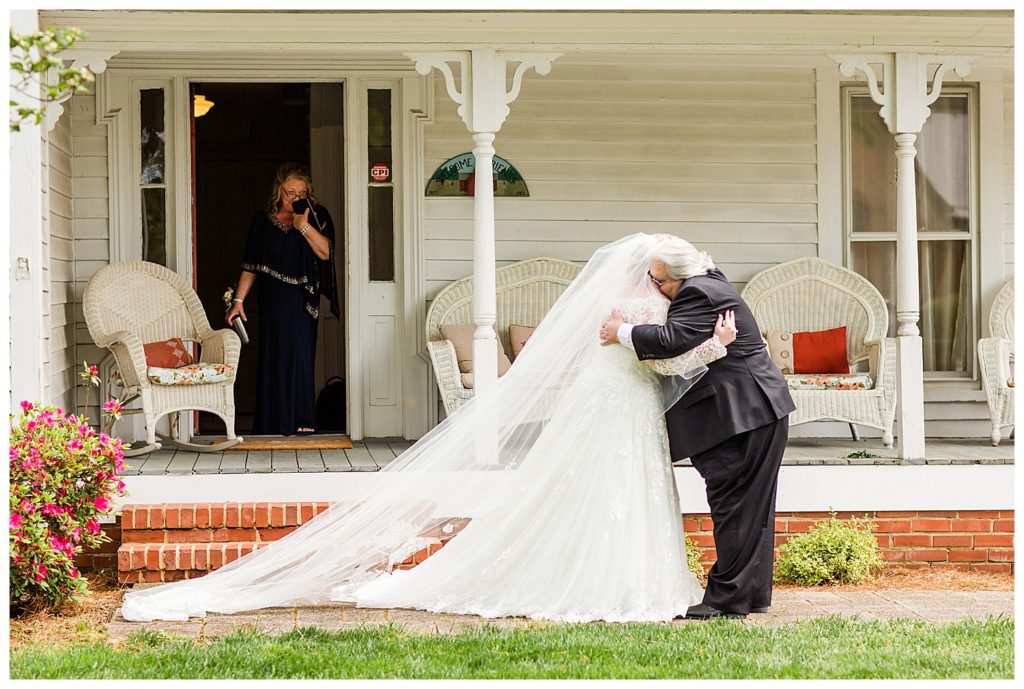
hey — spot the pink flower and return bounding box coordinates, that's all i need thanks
[34,564,48,582]
[92,496,111,512]
[70,526,82,541]
[10,513,23,530]
[19,500,34,514]
[86,519,100,535]
[67,438,84,452]
[89,365,98,376]
[42,503,61,517]
[20,400,33,412]
[69,566,79,579]
[103,399,123,416]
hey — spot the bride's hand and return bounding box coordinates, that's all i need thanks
[715,310,737,346]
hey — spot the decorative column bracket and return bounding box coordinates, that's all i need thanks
[405,49,560,134]
[44,47,120,131]
[830,53,973,135]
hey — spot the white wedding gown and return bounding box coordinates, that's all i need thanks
[119,234,723,624]
[347,296,723,622]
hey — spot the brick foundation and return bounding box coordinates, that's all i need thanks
[87,504,1014,583]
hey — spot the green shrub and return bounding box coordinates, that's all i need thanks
[9,401,126,609]
[774,511,885,586]
[684,535,707,586]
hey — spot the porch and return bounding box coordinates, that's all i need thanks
[119,438,1013,477]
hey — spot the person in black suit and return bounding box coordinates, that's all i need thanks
[599,235,795,619]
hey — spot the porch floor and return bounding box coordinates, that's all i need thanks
[119,438,1013,476]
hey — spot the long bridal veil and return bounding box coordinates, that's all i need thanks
[121,232,707,622]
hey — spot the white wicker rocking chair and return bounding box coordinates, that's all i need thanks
[426,257,582,416]
[741,257,897,447]
[83,261,243,454]
[978,278,1014,446]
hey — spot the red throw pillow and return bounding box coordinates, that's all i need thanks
[143,338,194,368]
[792,327,849,374]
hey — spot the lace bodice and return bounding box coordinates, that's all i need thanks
[615,296,727,376]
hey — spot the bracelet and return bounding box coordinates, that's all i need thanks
[300,223,312,236]
[232,297,244,303]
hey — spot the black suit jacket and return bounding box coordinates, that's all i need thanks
[630,268,795,460]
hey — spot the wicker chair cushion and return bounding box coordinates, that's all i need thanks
[147,363,235,386]
[439,324,512,376]
[766,327,849,375]
[785,373,873,391]
[143,338,193,368]
[508,324,537,359]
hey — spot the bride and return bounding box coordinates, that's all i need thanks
[121,233,737,623]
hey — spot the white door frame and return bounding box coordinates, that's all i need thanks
[94,55,434,440]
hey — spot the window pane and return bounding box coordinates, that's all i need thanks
[140,89,165,184]
[916,95,970,232]
[851,95,896,233]
[142,187,167,266]
[368,186,394,281]
[851,240,971,373]
[367,89,394,282]
[850,92,970,233]
[367,89,392,172]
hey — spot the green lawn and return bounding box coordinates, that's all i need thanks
[10,616,1013,680]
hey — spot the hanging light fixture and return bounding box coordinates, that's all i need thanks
[193,93,215,118]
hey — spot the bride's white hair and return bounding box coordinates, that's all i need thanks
[648,235,715,279]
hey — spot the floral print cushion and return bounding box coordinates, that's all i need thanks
[785,373,873,391]
[147,363,235,386]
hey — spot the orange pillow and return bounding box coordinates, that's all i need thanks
[143,338,194,369]
[792,327,849,374]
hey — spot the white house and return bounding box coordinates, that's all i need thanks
[7,10,1014,578]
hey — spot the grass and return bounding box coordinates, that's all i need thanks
[10,616,1013,680]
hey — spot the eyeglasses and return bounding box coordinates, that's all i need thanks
[282,188,307,199]
[648,271,670,288]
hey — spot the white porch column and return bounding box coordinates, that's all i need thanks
[8,10,46,407]
[833,53,972,460]
[406,49,558,395]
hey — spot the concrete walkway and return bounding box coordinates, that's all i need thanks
[106,589,1014,643]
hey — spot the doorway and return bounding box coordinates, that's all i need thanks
[191,82,346,436]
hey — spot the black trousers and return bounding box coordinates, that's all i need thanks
[689,416,789,614]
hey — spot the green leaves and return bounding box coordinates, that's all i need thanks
[9,26,93,132]
[774,511,886,586]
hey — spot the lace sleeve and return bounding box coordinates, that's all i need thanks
[644,336,727,376]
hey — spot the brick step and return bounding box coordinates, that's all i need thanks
[118,541,270,584]
[120,502,333,532]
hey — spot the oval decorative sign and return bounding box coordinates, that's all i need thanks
[425,153,529,197]
[370,162,391,182]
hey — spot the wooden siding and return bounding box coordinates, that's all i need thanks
[422,60,820,302]
[70,92,110,420]
[45,109,76,410]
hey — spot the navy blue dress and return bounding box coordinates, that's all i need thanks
[240,205,339,435]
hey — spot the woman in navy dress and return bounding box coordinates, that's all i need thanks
[225,163,339,435]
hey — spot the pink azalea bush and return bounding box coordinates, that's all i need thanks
[9,400,127,608]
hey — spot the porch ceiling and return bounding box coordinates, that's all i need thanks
[39,10,1013,56]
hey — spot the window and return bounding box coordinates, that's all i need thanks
[139,88,167,266]
[844,88,977,377]
[367,89,394,282]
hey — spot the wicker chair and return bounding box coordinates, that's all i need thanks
[426,257,582,416]
[83,261,242,453]
[978,278,1014,446]
[741,257,897,447]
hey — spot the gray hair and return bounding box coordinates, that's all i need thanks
[648,235,715,280]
